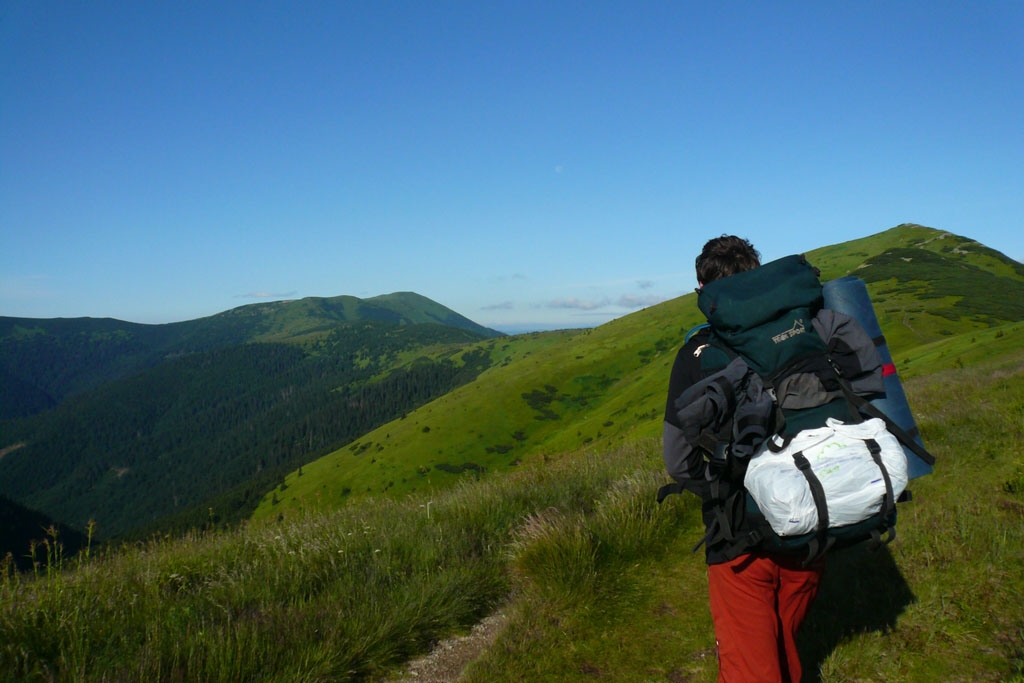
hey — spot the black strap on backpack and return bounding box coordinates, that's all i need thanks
[790,449,835,565]
[838,382,936,468]
[864,437,898,548]
[690,480,765,561]
[657,432,764,562]
[767,433,835,566]
[763,434,898,566]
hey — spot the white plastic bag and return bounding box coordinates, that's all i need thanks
[743,418,908,536]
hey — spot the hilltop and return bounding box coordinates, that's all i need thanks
[256,224,1024,520]
[0,292,503,540]
[0,291,501,420]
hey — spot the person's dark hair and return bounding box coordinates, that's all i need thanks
[695,235,761,285]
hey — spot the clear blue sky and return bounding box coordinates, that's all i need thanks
[2,2,1022,333]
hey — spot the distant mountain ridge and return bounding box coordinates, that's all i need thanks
[207,291,502,341]
[0,291,502,419]
[0,292,503,542]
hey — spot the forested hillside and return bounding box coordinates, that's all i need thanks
[0,294,502,542]
[0,291,500,421]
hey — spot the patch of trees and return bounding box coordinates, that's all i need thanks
[433,462,486,475]
[521,385,563,421]
[861,249,1024,323]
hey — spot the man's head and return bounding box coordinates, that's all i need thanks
[695,235,761,286]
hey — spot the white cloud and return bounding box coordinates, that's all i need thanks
[236,290,298,299]
[481,301,514,311]
[546,297,611,311]
[617,294,666,309]
[491,273,528,283]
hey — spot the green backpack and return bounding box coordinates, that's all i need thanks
[660,255,933,564]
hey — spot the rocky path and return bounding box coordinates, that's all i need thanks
[386,611,508,682]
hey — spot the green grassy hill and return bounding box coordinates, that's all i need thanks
[810,223,1024,352]
[3,342,1021,682]
[256,224,1024,522]
[252,303,702,519]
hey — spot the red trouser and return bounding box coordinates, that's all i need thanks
[707,553,824,683]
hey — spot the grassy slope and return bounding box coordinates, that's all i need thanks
[897,321,1024,379]
[4,349,1019,681]
[255,224,1024,523]
[251,299,707,521]
[810,224,1024,353]
[459,346,1024,682]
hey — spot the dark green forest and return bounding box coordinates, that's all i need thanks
[0,320,497,543]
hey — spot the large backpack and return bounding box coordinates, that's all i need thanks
[658,254,935,564]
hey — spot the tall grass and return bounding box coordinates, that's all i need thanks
[466,352,1024,682]
[0,441,685,682]
[507,467,689,605]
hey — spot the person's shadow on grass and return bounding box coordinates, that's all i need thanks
[798,544,915,682]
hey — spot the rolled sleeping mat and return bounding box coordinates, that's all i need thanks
[822,275,934,479]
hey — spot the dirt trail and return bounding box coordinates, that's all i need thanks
[386,611,508,682]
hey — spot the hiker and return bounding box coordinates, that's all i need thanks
[661,235,831,682]
[662,234,934,681]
